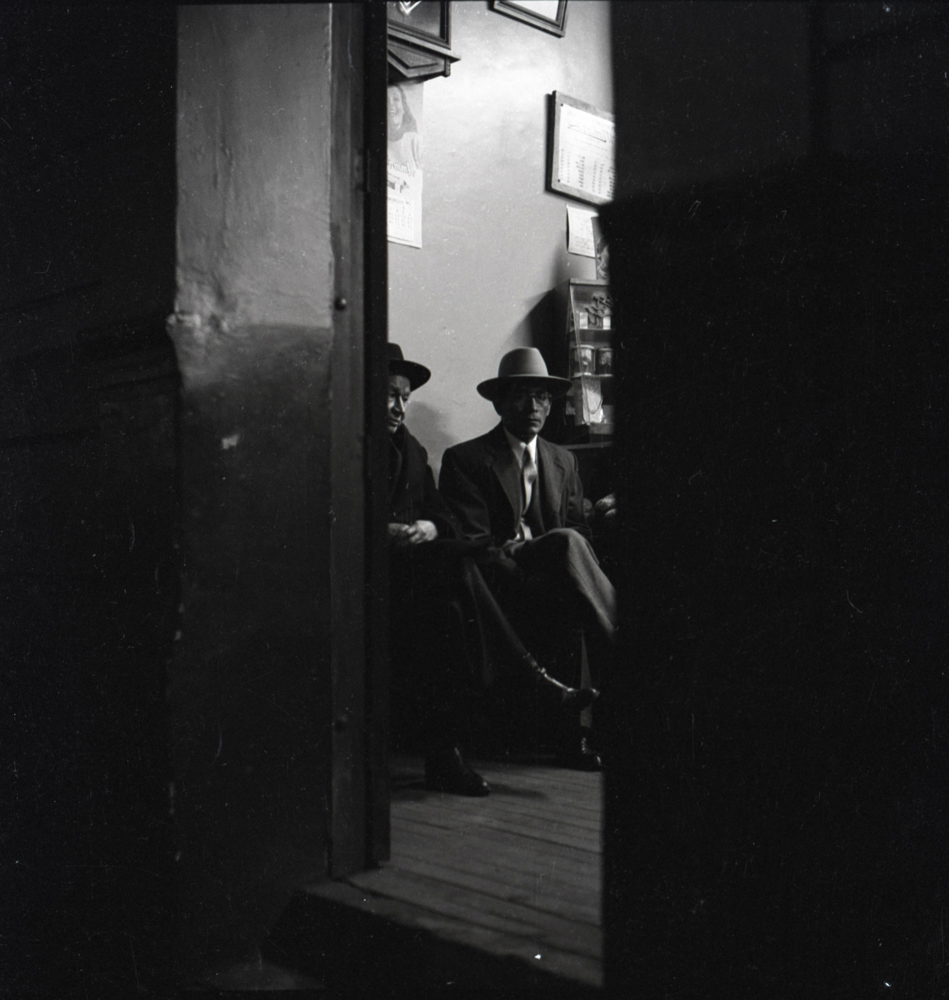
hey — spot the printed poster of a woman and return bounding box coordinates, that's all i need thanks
[387,82,424,248]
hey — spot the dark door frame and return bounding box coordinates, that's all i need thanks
[361,2,393,868]
[328,1,391,877]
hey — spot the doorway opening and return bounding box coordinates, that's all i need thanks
[362,2,616,990]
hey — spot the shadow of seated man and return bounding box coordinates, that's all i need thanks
[439,348,616,771]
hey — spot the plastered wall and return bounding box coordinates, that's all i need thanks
[388,0,613,475]
[170,5,336,970]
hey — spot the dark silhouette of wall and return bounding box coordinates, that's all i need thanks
[3,5,379,991]
[1,6,179,994]
[606,3,949,995]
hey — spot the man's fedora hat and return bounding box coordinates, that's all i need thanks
[477,347,572,401]
[387,342,431,390]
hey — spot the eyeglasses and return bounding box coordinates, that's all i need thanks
[508,388,553,406]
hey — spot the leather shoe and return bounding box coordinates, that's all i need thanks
[556,731,603,772]
[523,654,599,716]
[425,747,491,796]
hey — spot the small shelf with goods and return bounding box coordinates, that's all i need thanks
[560,278,615,443]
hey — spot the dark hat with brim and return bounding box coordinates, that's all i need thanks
[477,347,572,401]
[387,342,431,390]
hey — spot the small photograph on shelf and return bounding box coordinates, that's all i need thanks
[566,376,604,426]
[570,285,613,332]
[581,291,611,330]
[569,343,596,377]
[595,346,613,376]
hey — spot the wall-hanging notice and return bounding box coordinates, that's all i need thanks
[566,205,597,257]
[548,91,615,206]
[388,81,424,248]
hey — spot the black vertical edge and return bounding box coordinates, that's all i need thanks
[595,196,636,998]
[364,0,391,867]
[329,1,368,878]
[545,91,558,196]
[807,0,827,157]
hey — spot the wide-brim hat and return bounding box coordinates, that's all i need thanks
[477,347,572,401]
[387,342,431,390]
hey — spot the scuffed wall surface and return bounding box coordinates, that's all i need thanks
[388,0,613,473]
[176,5,334,332]
[169,5,336,971]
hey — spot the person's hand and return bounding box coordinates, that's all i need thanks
[389,522,412,546]
[594,492,617,515]
[388,521,438,547]
[404,519,438,545]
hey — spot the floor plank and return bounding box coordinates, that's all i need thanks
[299,877,602,991]
[394,789,603,830]
[346,866,601,955]
[381,852,601,926]
[394,809,599,855]
[339,754,604,989]
[392,829,602,900]
[394,811,602,870]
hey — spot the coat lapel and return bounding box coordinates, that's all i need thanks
[481,425,571,534]
[388,435,405,506]
[537,437,566,526]
[490,437,523,524]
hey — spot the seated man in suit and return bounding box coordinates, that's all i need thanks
[386,343,491,796]
[439,348,617,770]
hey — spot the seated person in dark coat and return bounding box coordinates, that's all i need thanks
[386,343,490,796]
[439,348,617,770]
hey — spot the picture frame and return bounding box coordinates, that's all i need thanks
[387,1,453,57]
[491,0,568,38]
[547,91,615,206]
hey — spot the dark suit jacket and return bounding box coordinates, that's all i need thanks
[439,423,589,546]
[388,425,460,539]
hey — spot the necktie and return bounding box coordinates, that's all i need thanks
[522,448,536,515]
[520,449,538,539]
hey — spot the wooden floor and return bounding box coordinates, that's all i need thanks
[316,754,603,991]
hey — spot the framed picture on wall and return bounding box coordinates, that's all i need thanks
[491,0,568,37]
[387,1,453,56]
[548,91,615,206]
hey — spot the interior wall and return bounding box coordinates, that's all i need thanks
[388,0,612,475]
[169,4,336,976]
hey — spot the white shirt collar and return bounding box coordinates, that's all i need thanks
[502,426,537,465]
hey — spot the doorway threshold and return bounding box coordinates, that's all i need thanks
[267,756,603,993]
